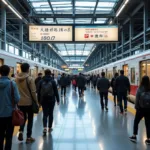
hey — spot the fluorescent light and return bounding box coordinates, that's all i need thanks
[109,20,113,24]
[2,0,8,5]
[76,2,96,7]
[8,5,22,19]
[51,2,71,5]
[116,0,130,17]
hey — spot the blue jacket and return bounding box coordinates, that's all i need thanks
[0,77,20,117]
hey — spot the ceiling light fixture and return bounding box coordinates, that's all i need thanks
[116,0,130,17]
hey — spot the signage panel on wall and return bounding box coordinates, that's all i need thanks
[28,25,73,42]
[75,25,118,42]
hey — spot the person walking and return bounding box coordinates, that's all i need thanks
[35,73,42,92]
[77,73,86,97]
[38,69,60,135]
[97,72,110,111]
[92,75,97,89]
[16,63,38,143]
[116,70,130,114]
[0,65,20,150]
[129,76,150,144]
[60,73,68,97]
[111,73,119,106]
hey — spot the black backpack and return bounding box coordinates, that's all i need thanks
[140,91,150,108]
[40,81,54,103]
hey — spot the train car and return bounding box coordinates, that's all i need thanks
[87,50,150,103]
[0,49,65,79]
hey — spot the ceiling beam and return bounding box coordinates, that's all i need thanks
[29,14,115,18]
[91,0,99,24]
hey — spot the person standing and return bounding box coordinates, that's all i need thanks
[77,73,86,97]
[116,70,130,114]
[16,63,38,143]
[35,73,42,92]
[60,73,68,97]
[111,73,119,106]
[97,72,110,111]
[0,65,20,150]
[38,69,60,135]
[129,76,150,144]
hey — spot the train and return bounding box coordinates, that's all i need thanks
[86,50,150,103]
[0,49,65,79]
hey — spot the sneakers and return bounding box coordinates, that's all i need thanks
[43,128,47,135]
[18,132,23,141]
[145,139,150,145]
[124,109,127,114]
[129,136,137,142]
[26,137,35,143]
[105,107,108,111]
[120,112,124,115]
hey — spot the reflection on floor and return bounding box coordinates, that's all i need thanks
[12,86,150,150]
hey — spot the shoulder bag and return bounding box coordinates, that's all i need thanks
[26,77,39,114]
[11,82,24,126]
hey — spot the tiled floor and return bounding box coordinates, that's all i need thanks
[12,86,150,150]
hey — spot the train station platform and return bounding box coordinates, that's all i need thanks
[12,87,150,150]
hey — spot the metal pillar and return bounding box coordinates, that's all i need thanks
[143,0,148,51]
[19,21,23,56]
[1,3,6,51]
[129,18,133,55]
[121,28,124,58]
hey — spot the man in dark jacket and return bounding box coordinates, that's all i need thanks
[60,73,68,97]
[111,73,119,106]
[116,70,130,114]
[35,73,42,92]
[77,73,86,97]
[97,72,110,111]
[38,69,59,134]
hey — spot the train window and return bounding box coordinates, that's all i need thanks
[9,45,14,54]
[131,68,135,83]
[0,59,4,66]
[140,60,150,80]
[123,65,128,76]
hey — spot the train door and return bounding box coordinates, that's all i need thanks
[140,60,150,81]
[0,59,4,66]
[123,65,128,76]
[16,63,22,74]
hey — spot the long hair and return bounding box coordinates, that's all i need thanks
[140,76,150,91]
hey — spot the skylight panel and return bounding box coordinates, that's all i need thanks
[96,8,112,11]
[51,2,71,5]
[97,2,115,7]
[31,2,49,7]
[75,2,96,7]
[61,51,68,56]
[94,20,106,24]
[35,8,51,11]
[76,7,95,10]
[53,8,72,10]
[83,51,90,55]
[76,50,83,55]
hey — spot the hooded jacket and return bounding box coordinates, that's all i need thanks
[37,76,60,104]
[15,72,38,106]
[0,77,20,117]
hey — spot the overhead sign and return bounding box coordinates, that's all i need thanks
[28,25,73,42]
[75,25,118,42]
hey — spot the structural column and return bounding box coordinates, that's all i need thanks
[19,21,23,56]
[1,2,6,51]
[129,18,133,55]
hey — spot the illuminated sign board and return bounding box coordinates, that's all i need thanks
[75,25,118,42]
[28,25,73,42]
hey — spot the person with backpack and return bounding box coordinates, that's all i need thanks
[16,63,38,143]
[60,73,68,97]
[129,76,150,144]
[97,72,110,111]
[0,65,20,150]
[38,69,60,135]
[35,73,42,93]
[111,73,119,106]
[115,70,130,114]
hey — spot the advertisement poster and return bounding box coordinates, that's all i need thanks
[75,25,118,42]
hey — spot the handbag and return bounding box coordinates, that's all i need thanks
[26,78,39,114]
[11,82,24,126]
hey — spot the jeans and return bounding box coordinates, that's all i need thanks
[100,92,108,108]
[42,102,55,128]
[117,92,127,113]
[19,106,34,138]
[133,109,150,138]
[0,117,14,150]
[61,86,66,96]
[78,87,84,96]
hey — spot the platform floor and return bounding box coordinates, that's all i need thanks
[12,86,150,150]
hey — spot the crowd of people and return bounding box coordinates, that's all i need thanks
[0,63,150,150]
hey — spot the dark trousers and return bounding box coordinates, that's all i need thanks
[117,92,127,113]
[61,86,66,95]
[42,102,55,128]
[100,92,108,108]
[19,106,33,138]
[0,117,14,150]
[78,87,84,96]
[133,109,150,138]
